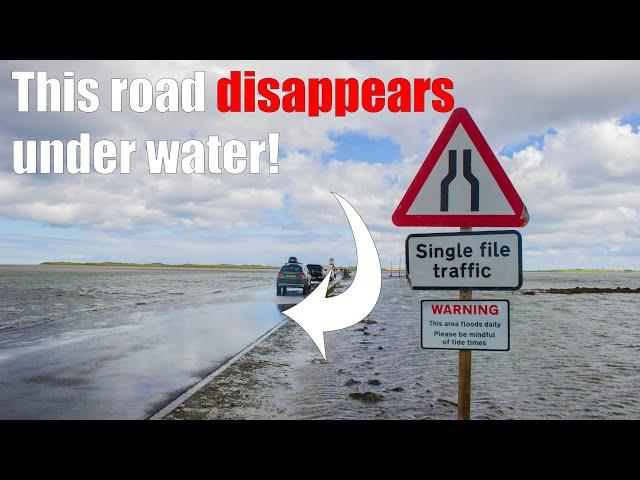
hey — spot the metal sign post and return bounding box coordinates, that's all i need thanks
[458,226,472,420]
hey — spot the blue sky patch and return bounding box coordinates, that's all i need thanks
[620,112,640,133]
[500,128,558,157]
[320,131,401,164]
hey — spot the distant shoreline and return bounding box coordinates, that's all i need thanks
[526,269,637,273]
[381,268,635,272]
[39,261,279,270]
[8,263,635,273]
[381,268,636,273]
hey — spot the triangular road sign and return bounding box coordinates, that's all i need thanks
[392,108,529,228]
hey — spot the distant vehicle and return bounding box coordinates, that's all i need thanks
[306,264,324,282]
[277,263,311,295]
[323,264,336,281]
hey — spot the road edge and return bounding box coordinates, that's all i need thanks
[149,318,290,420]
[149,275,343,420]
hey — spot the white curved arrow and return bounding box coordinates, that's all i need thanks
[283,192,382,360]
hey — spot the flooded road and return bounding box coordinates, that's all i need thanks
[166,272,640,420]
[2,267,639,419]
[0,266,300,419]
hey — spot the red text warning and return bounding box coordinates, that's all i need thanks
[421,300,510,351]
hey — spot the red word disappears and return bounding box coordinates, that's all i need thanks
[217,71,454,117]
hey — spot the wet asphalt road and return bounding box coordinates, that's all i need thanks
[1,284,309,419]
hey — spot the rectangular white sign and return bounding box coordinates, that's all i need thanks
[421,300,510,351]
[406,230,522,290]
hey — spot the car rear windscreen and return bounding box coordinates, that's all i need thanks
[281,264,302,273]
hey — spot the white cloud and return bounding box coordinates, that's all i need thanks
[1,60,639,268]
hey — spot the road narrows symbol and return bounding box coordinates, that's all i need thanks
[439,149,480,212]
[462,149,479,212]
[440,150,457,212]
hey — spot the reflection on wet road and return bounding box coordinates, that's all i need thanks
[1,277,305,419]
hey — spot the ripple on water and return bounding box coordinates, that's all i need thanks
[278,272,640,419]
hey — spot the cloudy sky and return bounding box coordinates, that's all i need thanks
[1,60,639,269]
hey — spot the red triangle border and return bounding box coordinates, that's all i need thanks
[392,108,529,228]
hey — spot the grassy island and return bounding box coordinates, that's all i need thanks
[40,261,278,269]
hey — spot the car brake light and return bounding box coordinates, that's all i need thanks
[297,274,305,277]
[278,273,284,277]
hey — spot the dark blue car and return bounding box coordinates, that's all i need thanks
[277,262,311,296]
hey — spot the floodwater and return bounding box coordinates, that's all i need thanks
[0,265,297,419]
[166,271,640,420]
[2,266,639,419]
[284,271,640,419]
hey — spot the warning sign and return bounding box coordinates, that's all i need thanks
[392,108,529,227]
[421,300,510,351]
